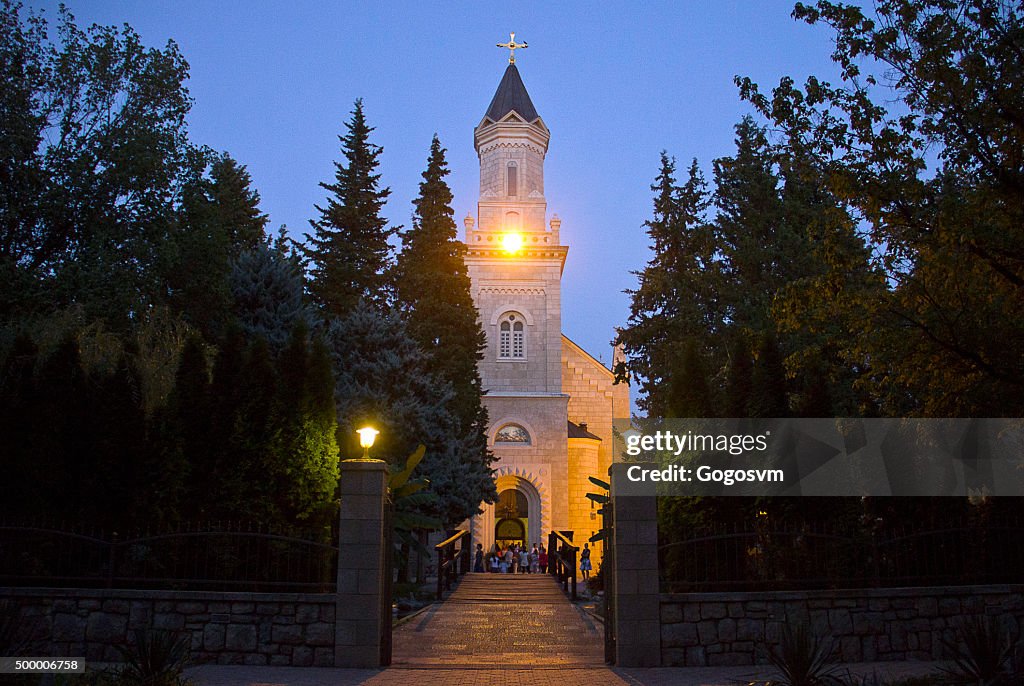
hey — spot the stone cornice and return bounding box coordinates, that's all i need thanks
[479,286,546,296]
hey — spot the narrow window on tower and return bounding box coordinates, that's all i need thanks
[499,321,511,358]
[512,321,524,358]
[507,162,518,197]
[498,312,526,360]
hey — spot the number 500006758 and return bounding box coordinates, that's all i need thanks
[0,658,85,673]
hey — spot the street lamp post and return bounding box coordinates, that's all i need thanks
[357,426,379,460]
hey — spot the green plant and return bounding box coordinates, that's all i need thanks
[765,623,845,686]
[114,628,194,686]
[389,444,442,559]
[55,671,120,686]
[0,600,46,686]
[938,615,1022,686]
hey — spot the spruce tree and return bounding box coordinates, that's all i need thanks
[616,154,717,416]
[725,336,753,417]
[665,338,713,417]
[303,100,395,316]
[713,117,792,333]
[208,155,269,253]
[393,135,494,516]
[170,153,269,339]
[749,333,788,418]
[328,302,488,526]
[230,238,315,354]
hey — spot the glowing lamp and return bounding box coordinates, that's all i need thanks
[500,232,524,253]
[357,426,379,459]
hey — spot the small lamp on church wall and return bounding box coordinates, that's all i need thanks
[357,426,379,460]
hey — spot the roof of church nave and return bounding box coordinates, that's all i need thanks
[484,63,540,123]
[567,420,602,441]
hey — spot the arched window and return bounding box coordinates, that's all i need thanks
[495,423,531,444]
[498,312,525,359]
[507,162,518,197]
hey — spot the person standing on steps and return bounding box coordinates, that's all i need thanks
[579,542,592,581]
[474,543,484,573]
[538,545,548,574]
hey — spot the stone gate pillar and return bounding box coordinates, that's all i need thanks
[609,463,661,666]
[335,459,389,667]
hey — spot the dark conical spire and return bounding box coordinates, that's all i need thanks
[484,64,540,122]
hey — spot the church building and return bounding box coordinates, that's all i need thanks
[462,50,630,566]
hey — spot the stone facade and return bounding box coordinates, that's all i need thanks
[659,585,1024,667]
[465,64,628,561]
[1,588,335,666]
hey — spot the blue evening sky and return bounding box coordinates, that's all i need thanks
[32,1,845,368]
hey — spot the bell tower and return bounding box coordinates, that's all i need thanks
[465,44,571,549]
[464,60,568,394]
[473,64,552,237]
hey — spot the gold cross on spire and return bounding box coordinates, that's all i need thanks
[496,32,528,65]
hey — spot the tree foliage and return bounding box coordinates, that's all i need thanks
[737,0,1024,416]
[327,301,490,526]
[301,99,395,317]
[0,1,200,325]
[617,120,877,420]
[392,136,496,519]
[230,232,315,354]
[167,154,269,339]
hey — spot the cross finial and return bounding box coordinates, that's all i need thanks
[496,32,528,65]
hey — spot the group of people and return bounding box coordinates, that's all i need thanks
[474,542,547,574]
[473,541,593,579]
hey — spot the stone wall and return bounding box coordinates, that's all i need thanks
[1,588,335,666]
[660,585,1024,667]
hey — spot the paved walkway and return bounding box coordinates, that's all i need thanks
[392,573,603,667]
[187,572,944,685]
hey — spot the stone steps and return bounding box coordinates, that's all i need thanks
[392,570,604,667]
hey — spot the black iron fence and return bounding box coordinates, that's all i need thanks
[660,519,1024,593]
[0,522,338,592]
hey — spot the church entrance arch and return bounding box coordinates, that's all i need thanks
[480,473,544,552]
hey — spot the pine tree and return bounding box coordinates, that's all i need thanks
[393,135,495,517]
[302,100,395,316]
